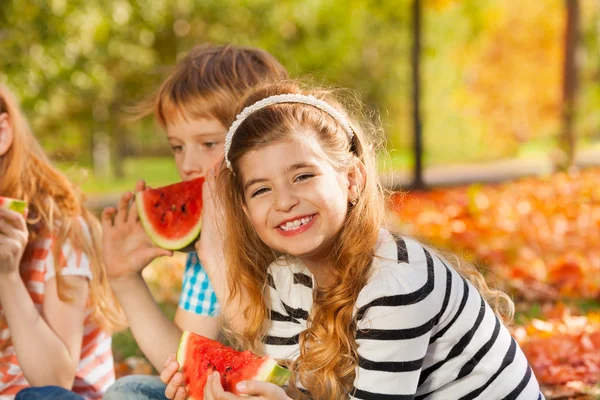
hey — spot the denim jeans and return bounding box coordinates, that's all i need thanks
[104,375,168,400]
[15,386,85,400]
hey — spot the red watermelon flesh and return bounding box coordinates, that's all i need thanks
[136,178,204,251]
[177,331,291,400]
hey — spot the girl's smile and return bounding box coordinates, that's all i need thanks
[276,214,316,236]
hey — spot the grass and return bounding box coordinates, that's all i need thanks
[514,298,600,326]
[58,157,180,195]
[381,139,600,172]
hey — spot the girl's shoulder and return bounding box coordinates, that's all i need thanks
[357,230,447,307]
[371,228,441,273]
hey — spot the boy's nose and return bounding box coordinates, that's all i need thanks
[181,153,204,179]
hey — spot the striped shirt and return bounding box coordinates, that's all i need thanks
[0,220,114,399]
[179,252,219,316]
[264,229,544,399]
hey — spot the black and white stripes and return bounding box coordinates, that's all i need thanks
[262,229,543,399]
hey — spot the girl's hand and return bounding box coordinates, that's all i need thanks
[160,353,187,400]
[195,168,226,267]
[205,371,291,400]
[0,208,29,276]
[101,180,173,281]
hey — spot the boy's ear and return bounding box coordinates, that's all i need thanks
[347,160,366,202]
[0,113,14,156]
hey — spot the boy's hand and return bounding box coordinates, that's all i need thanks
[195,169,225,267]
[160,353,187,400]
[101,180,173,281]
[0,208,29,276]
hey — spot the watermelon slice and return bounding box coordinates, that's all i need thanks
[0,196,27,216]
[177,331,291,400]
[136,178,204,251]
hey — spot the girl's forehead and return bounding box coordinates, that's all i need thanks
[238,135,332,179]
[247,135,323,161]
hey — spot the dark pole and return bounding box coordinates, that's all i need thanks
[558,0,580,171]
[411,0,425,189]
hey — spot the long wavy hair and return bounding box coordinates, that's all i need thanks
[0,85,125,335]
[218,81,514,399]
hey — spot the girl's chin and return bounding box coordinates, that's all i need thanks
[284,245,328,261]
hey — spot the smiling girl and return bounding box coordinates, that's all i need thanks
[161,81,544,400]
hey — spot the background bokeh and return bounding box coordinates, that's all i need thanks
[2,0,599,185]
[1,1,599,397]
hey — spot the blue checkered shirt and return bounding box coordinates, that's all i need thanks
[178,252,220,316]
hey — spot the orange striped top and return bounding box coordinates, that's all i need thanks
[0,221,114,399]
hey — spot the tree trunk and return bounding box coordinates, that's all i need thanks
[558,0,580,171]
[411,0,425,189]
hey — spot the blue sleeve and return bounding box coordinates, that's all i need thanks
[178,252,220,316]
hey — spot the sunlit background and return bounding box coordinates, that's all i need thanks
[1,1,599,397]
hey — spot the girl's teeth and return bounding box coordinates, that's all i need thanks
[280,216,313,231]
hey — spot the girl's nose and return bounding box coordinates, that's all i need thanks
[273,189,299,212]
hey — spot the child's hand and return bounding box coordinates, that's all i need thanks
[195,168,225,268]
[0,208,28,276]
[101,180,173,281]
[160,353,187,400]
[204,371,291,400]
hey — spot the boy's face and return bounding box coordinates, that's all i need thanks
[166,116,227,181]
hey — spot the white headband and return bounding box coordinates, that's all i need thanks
[224,94,354,170]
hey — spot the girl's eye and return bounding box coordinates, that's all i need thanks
[203,141,219,149]
[251,187,270,198]
[171,145,183,153]
[295,173,314,182]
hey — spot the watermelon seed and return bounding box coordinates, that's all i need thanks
[171,204,176,212]
[181,204,187,213]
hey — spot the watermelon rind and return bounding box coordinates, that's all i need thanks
[248,357,292,385]
[176,330,191,367]
[135,192,202,251]
[262,363,292,387]
[176,331,199,400]
[0,197,27,216]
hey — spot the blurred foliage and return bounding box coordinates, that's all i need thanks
[513,303,600,397]
[390,167,600,301]
[1,0,599,171]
